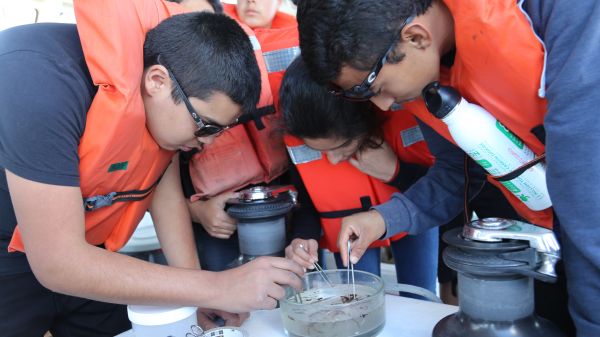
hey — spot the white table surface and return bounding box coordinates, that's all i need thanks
[117,294,458,337]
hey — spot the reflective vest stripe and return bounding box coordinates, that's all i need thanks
[286,144,322,165]
[248,35,261,51]
[249,36,299,74]
[263,46,301,73]
[400,125,425,148]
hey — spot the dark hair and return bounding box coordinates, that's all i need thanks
[144,12,260,114]
[297,0,433,84]
[280,57,384,150]
[165,0,224,13]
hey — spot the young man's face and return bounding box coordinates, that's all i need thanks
[151,92,241,152]
[236,0,281,29]
[142,66,241,152]
[334,41,440,112]
[303,137,362,165]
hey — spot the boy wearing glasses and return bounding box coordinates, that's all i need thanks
[296,0,600,335]
[0,1,304,336]
[179,0,299,272]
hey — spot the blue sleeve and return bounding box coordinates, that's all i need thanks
[374,119,486,236]
[0,51,87,187]
[526,2,600,232]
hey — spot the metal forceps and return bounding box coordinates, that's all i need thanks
[347,240,356,300]
[313,260,333,286]
[299,243,333,286]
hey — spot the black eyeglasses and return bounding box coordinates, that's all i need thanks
[157,55,236,137]
[329,14,416,102]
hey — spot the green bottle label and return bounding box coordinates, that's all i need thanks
[501,181,532,202]
[476,159,492,169]
[495,121,524,149]
[501,180,521,193]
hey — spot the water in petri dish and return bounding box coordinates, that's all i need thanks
[282,284,385,337]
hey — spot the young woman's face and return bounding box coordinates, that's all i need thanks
[236,0,281,29]
[303,137,362,165]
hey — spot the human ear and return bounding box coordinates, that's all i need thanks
[403,23,433,49]
[143,64,170,97]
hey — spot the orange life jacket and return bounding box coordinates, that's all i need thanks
[187,4,299,198]
[285,110,434,252]
[8,0,186,253]
[402,0,553,228]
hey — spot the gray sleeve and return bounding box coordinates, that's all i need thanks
[373,120,486,236]
[0,51,87,187]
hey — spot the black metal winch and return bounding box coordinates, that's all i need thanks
[225,185,296,266]
[432,218,565,337]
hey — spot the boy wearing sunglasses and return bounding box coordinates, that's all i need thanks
[296,0,600,335]
[179,0,299,272]
[0,2,304,336]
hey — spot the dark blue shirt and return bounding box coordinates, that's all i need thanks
[0,23,95,275]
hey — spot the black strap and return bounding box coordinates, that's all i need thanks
[319,196,373,219]
[179,150,198,199]
[491,154,546,182]
[237,105,276,130]
[83,173,165,212]
[463,125,546,218]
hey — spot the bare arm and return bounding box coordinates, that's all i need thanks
[7,169,304,312]
[150,154,248,328]
[7,168,211,306]
[149,154,200,269]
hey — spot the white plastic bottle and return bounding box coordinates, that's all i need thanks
[422,82,552,211]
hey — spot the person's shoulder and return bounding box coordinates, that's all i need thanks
[0,23,88,76]
[0,23,79,53]
[0,23,94,108]
[523,0,597,31]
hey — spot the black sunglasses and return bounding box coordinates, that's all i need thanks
[329,14,416,102]
[157,55,237,137]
